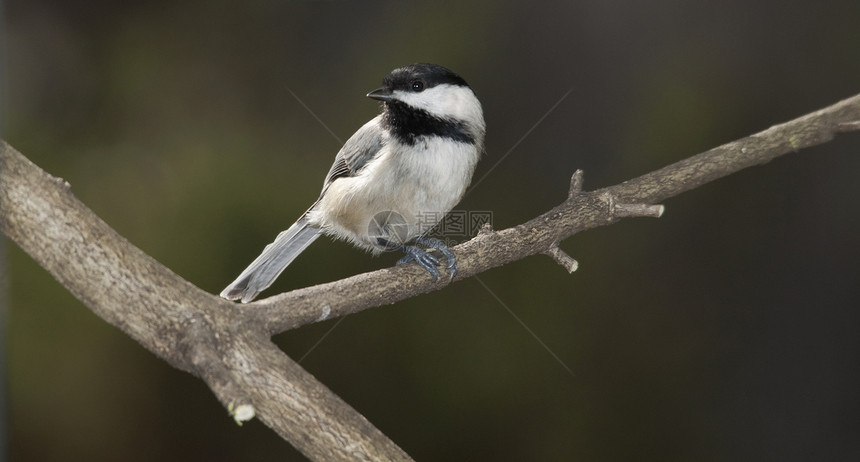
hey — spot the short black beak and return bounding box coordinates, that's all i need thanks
[366,87,394,101]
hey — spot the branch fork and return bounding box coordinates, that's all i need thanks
[544,169,663,272]
[3,92,860,462]
[598,188,665,219]
[544,242,578,273]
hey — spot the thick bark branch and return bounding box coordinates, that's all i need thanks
[2,92,858,460]
[0,142,412,462]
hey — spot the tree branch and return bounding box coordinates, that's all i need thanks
[250,93,860,335]
[2,92,858,460]
[0,142,412,462]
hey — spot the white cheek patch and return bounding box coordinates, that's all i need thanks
[393,85,483,125]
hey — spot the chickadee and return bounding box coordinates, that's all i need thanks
[220,63,486,303]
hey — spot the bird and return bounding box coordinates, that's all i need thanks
[220,63,486,303]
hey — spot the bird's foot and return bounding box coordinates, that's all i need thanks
[396,237,457,282]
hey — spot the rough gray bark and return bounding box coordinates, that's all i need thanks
[1,93,858,461]
[0,143,412,462]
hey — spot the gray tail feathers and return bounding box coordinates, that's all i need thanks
[220,217,322,303]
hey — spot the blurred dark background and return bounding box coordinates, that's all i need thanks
[3,0,859,460]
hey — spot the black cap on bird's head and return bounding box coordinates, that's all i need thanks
[365,63,484,146]
[366,63,470,102]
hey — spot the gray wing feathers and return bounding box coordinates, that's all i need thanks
[323,116,384,186]
[220,217,322,303]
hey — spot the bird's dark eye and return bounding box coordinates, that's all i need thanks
[411,80,425,92]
